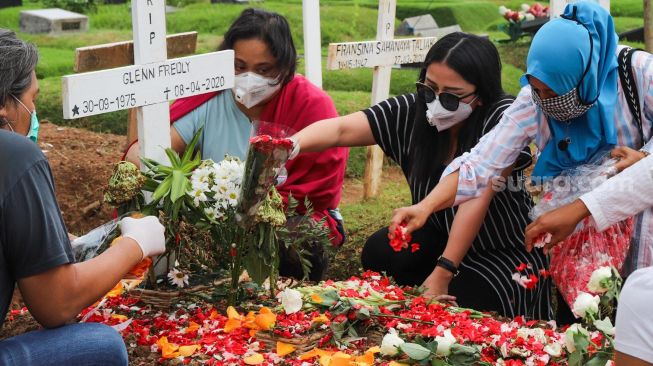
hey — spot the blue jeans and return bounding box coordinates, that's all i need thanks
[0,322,128,365]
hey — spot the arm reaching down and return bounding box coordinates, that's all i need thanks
[422,185,495,299]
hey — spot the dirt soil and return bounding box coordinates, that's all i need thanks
[38,121,127,235]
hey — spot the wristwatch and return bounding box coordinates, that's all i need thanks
[436,256,459,277]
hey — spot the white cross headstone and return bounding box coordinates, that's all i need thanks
[61,0,235,165]
[303,0,323,88]
[326,0,437,198]
[550,0,610,18]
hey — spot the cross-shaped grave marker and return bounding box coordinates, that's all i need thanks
[326,0,438,198]
[302,0,323,88]
[62,0,235,164]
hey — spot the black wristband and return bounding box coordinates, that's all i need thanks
[436,256,459,277]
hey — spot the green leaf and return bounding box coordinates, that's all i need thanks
[568,350,583,366]
[431,358,447,366]
[182,127,203,163]
[450,344,478,356]
[399,343,432,361]
[346,325,358,338]
[356,306,370,320]
[151,176,172,202]
[243,250,270,285]
[165,148,182,168]
[330,319,347,340]
[584,354,611,366]
[426,340,439,354]
[170,170,189,203]
[448,344,481,366]
[574,332,591,352]
[311,289,339,307]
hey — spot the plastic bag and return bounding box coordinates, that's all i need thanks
[238,121,294,220]
[530,154,633,311]
[71,218,120,262]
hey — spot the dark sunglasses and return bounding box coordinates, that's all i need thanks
[415,82,476,112]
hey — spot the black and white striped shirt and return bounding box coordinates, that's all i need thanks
[363,93,552,320]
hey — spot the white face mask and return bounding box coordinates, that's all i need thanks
[425,96,477,132]
[233,72,281,109]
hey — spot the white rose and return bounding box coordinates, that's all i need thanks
[565,324,589,352]
[524,13,535,21]
[543,342,562,357]
[276,288,303,314]
[587,266,612,294]
[572,292,600,319]
[499,5,508,15]
[594,317,615,336]
[435,329,457,356]
[521,3,531,11]
[380,329,405,356]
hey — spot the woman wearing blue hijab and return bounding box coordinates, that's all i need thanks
[389,1,653,322]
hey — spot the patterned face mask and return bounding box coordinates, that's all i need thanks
[531,87,594,121]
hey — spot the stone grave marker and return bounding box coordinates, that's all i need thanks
[396,14,462,39]
[20,8,88,34]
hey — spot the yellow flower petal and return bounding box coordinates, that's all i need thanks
[276,341,296,357]
[223,318,242,333]
[329,352,352,366]
[388,362,410,366]
[105,282,124,298]
[227,306,242,320]
[157,336,180,359]
[354,351,375,365]
[254,312,276,330]
[243,353,265,365]
[299,348,333,361]
[185,321,200,333]
[311,293,323,303]
[365,346,380,354]
[178,344,199,357]
[111,314,128,322]
[319,354,332,366]
[312,314,331,324]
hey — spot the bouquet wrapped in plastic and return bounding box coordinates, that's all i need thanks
[530,154,634,312]
[238,121,294,221]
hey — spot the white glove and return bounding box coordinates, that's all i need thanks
[289,137,300,160]
[119,216,165,259]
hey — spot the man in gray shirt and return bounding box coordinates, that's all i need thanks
[0,29,166,365]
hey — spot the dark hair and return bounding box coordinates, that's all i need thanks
[0,29,38,113]
[410,32,506,182]
[219,8,296,86]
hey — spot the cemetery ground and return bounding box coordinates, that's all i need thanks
[0,1,648,363]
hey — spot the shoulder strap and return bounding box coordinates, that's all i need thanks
[618,47,645,143]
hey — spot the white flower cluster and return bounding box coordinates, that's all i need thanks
[188,158,244,221]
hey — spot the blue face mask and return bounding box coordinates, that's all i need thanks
[13,95,39,142]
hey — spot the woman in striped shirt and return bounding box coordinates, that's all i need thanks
[292,32,552,319]
[391,2,653,323]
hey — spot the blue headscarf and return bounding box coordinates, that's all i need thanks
[522,1,618,178]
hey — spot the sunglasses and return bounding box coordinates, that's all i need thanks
[415,81,476,112]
